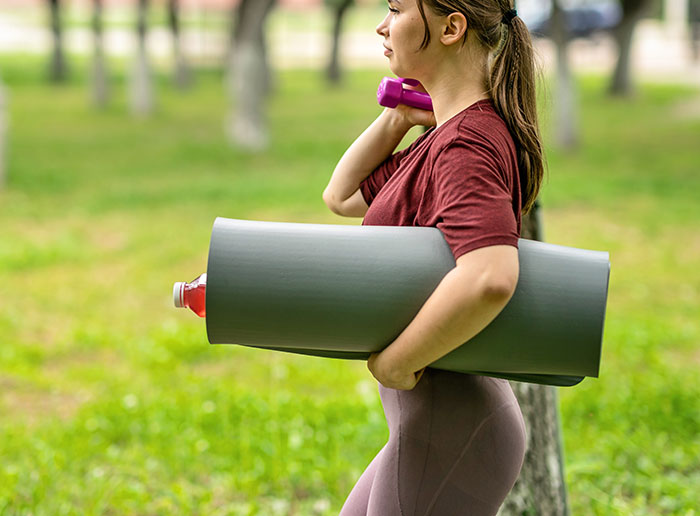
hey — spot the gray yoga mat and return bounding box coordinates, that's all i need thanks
[206,218,610,387]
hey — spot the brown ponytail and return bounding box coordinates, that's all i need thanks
[490,10,543,213]
[416,0,544,213]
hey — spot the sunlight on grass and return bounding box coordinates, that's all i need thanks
[0,56,698,514]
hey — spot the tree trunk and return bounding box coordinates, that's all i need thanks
[609,15,639,95]
[609,0,652,96]
[499,202,571,516]
[550,0,579,150]
[691,21,700,63]
[326,0,354,85]
[690,0,700,62]
[129,0,154,116]
[0,73,7,189]
[235,0,275,96]
[168,0,192,90]
[91,0,109,108]
[48,0,68,82]
[226,0,276,150]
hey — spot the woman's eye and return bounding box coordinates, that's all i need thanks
[388,5,399,13]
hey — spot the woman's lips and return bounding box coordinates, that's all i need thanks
[383,45,393,56]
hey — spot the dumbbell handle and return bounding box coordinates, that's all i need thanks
[377,77,433,111]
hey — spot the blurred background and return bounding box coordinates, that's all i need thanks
[0,0,698,514]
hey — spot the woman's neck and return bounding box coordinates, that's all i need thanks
[421,54,490,127]
[425,77,489,127]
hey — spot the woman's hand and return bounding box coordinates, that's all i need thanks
[390,81,437,128]
[367,351,425,390]
[393,103,437,128]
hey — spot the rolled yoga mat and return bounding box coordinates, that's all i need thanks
[205,218,610,387]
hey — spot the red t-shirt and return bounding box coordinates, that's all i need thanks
[360,99,521,260]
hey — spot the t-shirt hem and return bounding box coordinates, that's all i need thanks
[451,236,519,261]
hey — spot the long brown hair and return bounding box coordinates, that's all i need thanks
[415,0,544,213]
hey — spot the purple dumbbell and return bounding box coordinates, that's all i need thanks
[377,77,433,111]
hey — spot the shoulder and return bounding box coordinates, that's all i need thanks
[446,100,514,153]
[431,101,515,169]
[426,101,518,195]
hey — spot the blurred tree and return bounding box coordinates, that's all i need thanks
[551,0,579,149]
[168,0,193,90]
[226,0,276,150]
[325,0,355,85]
[90,0,109,108]
[690,0,700,62]
[609,0,655,95]
[129,0,154,116]
[47,0,69,82]
[500,204,571,516]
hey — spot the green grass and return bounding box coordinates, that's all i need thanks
[0,56,699,514]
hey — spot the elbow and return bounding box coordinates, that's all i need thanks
[480,268,519,306]
[454,245,520,309]
[322,188,342,215]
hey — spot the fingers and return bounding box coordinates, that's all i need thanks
[395,105,436,128]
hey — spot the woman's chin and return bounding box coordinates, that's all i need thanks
[388,61,416,80]
[388,62,403,78]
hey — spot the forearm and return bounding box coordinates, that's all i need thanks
[378,248,518,377]
[323,109,411,205]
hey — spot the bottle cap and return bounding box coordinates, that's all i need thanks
[173,282,185,308]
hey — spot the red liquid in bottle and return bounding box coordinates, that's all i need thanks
[173,273,206,317]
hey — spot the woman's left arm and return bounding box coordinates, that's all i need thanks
[368,244,519,390]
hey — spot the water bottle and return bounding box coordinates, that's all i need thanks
[173,273,206,317]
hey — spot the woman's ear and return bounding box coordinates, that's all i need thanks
[440,12,468,46]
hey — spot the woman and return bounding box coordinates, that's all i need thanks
[323,0,543,514]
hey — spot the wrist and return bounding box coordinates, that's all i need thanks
[378,344,419,379]
[381,108,413,135]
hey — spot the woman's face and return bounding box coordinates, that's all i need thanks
[376,0,438,79]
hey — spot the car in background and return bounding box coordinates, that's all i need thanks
[518,0,623,39]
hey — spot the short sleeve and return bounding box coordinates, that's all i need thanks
[360,129,432,205]
[433,137,519,260]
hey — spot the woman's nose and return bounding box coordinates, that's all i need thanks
[376,12,390,37]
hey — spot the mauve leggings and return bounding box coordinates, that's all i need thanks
[339,369,527,516]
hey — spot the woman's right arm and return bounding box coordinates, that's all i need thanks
[322,108,413,217]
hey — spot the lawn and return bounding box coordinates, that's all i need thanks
[0,56,698,515]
